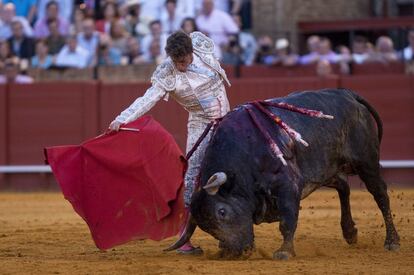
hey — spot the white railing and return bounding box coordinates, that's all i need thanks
[0,160,413,174]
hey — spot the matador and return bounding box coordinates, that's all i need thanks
[108,31,231,254]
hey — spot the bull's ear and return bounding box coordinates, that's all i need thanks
[203,172,227,195]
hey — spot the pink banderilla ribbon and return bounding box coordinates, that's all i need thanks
[245,100,334,166]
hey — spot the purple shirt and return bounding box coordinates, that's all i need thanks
[34,17,69,39]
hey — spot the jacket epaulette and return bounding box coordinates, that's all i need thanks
[151,58,176,91]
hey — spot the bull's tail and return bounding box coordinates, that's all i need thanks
[345,89,383,144]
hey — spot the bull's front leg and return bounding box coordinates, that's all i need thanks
[273,186,300,260]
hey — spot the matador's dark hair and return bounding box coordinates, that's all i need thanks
[165,31,193,60]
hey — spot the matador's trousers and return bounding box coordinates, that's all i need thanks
[183,116,214,206]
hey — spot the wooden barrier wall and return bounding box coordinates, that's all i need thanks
[0,86,6,166]
[339,75,414,160]
[0,75,413,189]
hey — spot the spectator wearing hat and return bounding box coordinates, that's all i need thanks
[271,38,299,66]
[0,58,33,83]
[55,35,89,68]
[34,1,70,39]
[0,3,33,40]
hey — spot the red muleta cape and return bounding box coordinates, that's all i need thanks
[44,116,187,250]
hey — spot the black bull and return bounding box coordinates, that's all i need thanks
[166,89,400,259]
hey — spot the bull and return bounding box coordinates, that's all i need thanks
[167,89,400,259]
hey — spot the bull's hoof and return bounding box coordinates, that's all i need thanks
[384,242,400,251]
[273,250,294,260]
[344,228,358,245]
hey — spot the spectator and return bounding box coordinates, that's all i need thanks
[181,17,198,34]
[109,19,130,55]
[195,0,242,15]
[34,1,70,39]
[45,18,65,55]
[95,35,122,66]
[71,6,87,34]
[0,40,14,69]
[160,0,184,35]
[95,2,120,34]
[0,3,33,40]
[125,36,146,64]
[196,0,239,51]
[8,20,35,59]
[221,34,243,65]
[317,37,339,63]
[140,20,167,61]
[351,36,369,64]
[316,59,334,78]
[255,35,274,65]
[31,40,53,69]
[366,36,398,63]
[299,35,320,65]
[271,38,299,66]
[175,0,196,18]
[55,35,89,68]
[140,0,164,20]
[0,58,33,83]
[143,37,163,64]
[123,0,151,39]
[232,14,256,65]
[36,0,73,23]
[77,18,100,66]
[336,45,351,74]
[402,29,414,61]
[3,0,36,23]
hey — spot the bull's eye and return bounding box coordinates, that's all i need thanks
[218,208,226,218]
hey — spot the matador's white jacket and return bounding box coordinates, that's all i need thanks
[114,31,231,204]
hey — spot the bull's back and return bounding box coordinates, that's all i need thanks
[228,89,379,183]
[273,89,379,181]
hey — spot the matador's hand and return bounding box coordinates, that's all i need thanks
[108,120,122,132]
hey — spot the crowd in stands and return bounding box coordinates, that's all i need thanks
[0,0,413,83]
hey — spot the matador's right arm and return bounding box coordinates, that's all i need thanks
[115,60,177,124]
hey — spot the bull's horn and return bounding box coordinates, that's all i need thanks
[203,172,227,195]
[164,214,197,251]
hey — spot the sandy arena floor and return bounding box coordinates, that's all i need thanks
[0,189,413,274]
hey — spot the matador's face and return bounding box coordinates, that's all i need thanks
[172,53,193,72]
